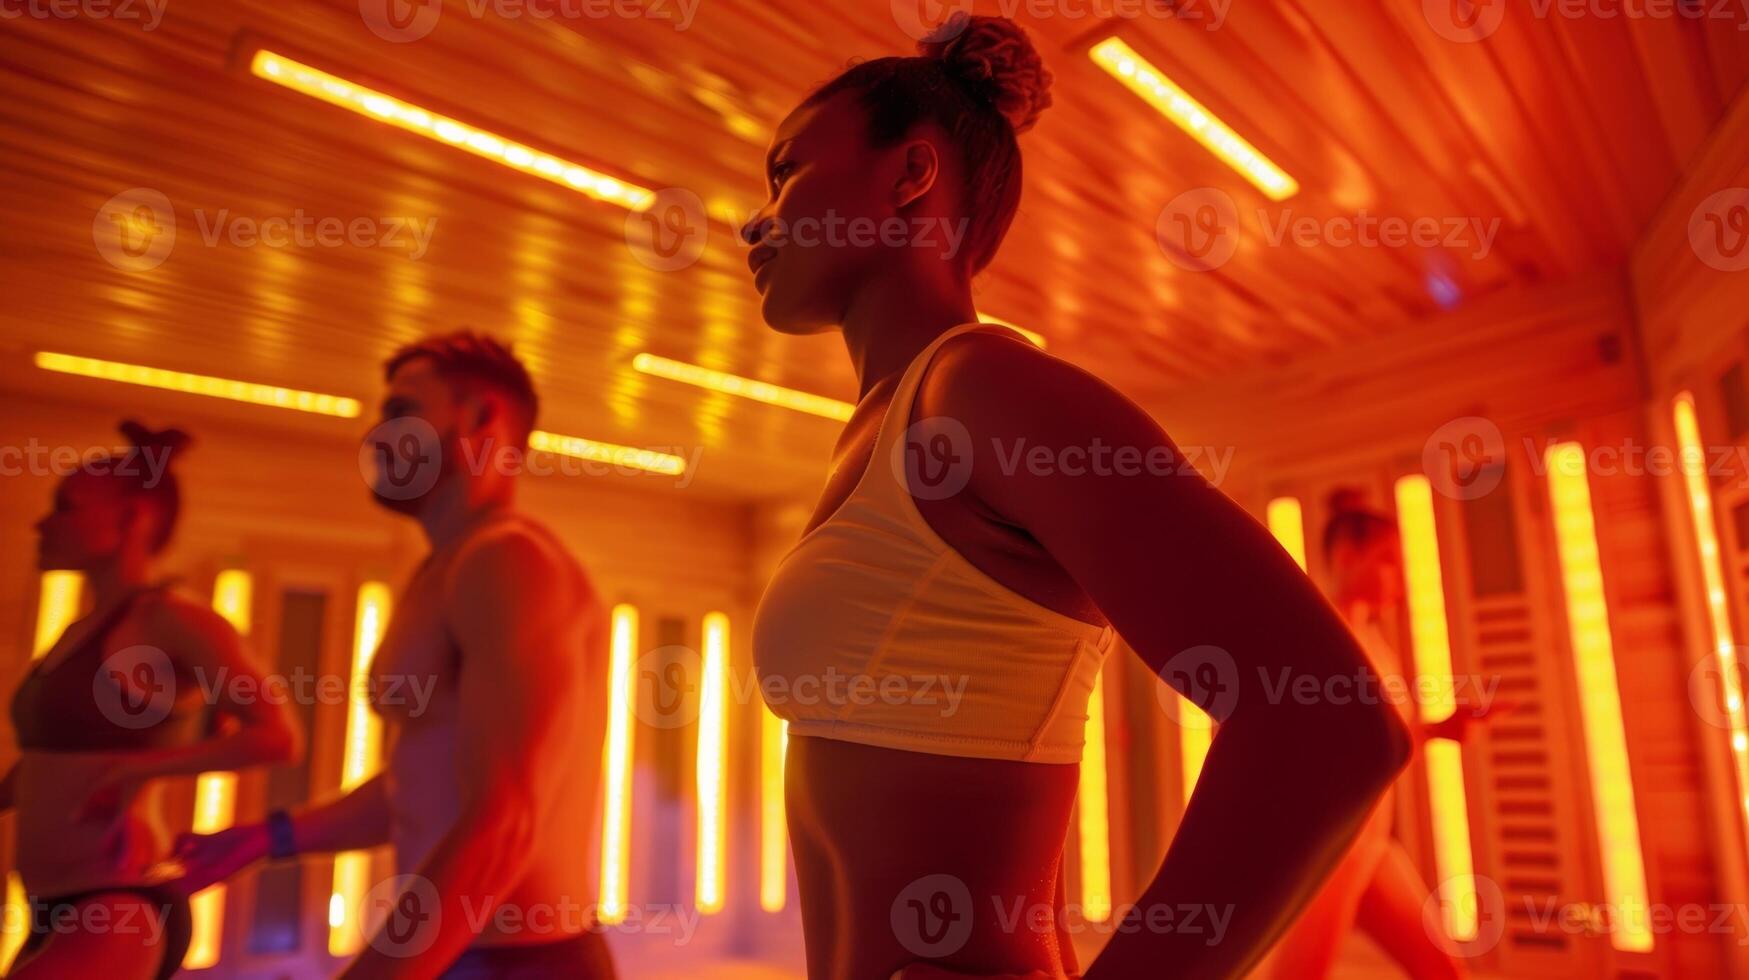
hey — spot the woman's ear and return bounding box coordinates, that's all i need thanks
[892,139,941,209]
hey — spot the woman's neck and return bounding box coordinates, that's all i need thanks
[86,554,150,610]
[839,265,978,401]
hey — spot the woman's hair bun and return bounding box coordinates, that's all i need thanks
[1326,486,1369,515]
[919,12,1054,134]
[120,419,193,463]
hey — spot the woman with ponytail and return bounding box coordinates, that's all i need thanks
[5,421,302,979]
[748,13,1411,979]
[1261,489,1511,980]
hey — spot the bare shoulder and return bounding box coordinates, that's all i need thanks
[920,328,1165,444]
[136,587,232,641]
[448,518,598,620]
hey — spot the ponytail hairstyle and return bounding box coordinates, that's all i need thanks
[1321,487,1396,563]
[113,419,193,554]
[804,11,1053,273]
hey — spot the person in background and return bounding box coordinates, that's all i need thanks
[173,332,617,979]
[1264,488,1510,980]
[744,12,1411,979]
[7,420,303,979]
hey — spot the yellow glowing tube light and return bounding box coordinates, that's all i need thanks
[1543,442,1652,952]
[696,612,729,914]
[529,429,687,476]
[184,569,254,970]
[251,51,654,211]
[759,706,790,913]
[0,876,25,974]
[1673,394,1749,843]
[1266,496,1307,571]
[329,581,393,956]
[1178,696,1214,802]
[210,569,254,635]
[1393,475,1478,942]
[1395,478,1457,720]
[632,353,854,422]
[1077,670,1113,922]
[1089,37,1298,202]
[976,313,1048,349]
[598,604,638,925]
[32,570,83,658]
[35,352,361,419]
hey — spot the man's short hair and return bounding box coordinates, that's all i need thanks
[384,331,539,445]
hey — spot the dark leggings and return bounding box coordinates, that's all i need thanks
[17,886,192,980]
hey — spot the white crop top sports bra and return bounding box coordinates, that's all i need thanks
[751,322,1116,764]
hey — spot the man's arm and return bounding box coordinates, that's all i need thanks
[340,530,594,979]
[174,774,395,895]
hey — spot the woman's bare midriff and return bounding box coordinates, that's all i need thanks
[13,753,174,897]
[786,734,1082,980]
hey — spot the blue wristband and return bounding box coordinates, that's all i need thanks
[266,808,297,861]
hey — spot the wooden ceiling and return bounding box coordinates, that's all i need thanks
[1,0,1745,499]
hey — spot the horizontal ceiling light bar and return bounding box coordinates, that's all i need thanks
[38,351,678,476]
[529,430,686,476]
[632,353,854,421]
[250,50,655,211]
[1089,37,1298,202]
[35,351,362,418]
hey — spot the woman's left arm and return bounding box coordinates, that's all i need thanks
[103,596,305,786]
[907,335,1411,980]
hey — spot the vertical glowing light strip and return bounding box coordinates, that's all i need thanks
[184,570,253,969]
[695,612,729,914]
[1393,475,1478,942]
[1266,497,1308,571]
[1544,442,1653,952]
[1077,670,1113,922]
[5,573,84,969]
[0,877,23,973]
[31,570,83,657]
[1673,394,1749,845]
[328,581,392,956]
[1177,698,1214,802]
[759,707,790,913]
[598,604,638,925]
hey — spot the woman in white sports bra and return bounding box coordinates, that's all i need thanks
[1264,490,1507,980]
[746,14,1411,979]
